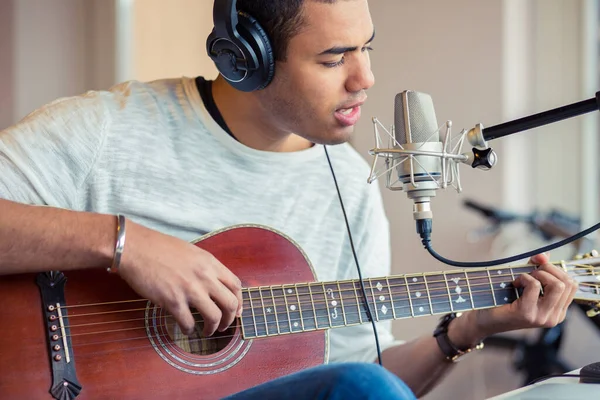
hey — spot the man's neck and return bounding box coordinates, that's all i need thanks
[211,77,313,152]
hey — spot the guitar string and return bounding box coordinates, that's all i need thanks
[55,290,592,354]
[61,285,517,337]
[55,281,599,342]
[55,262,599,312]
[59,273,600,330]
[61,274,532,324]
[59,268,598,325]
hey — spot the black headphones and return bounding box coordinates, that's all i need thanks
[206,0,275,92]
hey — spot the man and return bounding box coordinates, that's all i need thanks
[0,0,577,399]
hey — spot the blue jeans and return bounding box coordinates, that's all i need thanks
[223,363,417,400]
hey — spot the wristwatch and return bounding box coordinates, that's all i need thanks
[433,312,484,362]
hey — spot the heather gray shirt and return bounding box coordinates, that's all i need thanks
[0,77,403,363]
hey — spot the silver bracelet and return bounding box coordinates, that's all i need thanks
[107,214,127,273]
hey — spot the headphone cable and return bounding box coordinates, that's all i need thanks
[324,145,383,366]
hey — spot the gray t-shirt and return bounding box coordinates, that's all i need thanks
[0,77,403,363]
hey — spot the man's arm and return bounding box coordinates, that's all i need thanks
[0,198,244,337]
[0,199,116,273]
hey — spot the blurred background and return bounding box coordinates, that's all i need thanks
[2,0,600,398]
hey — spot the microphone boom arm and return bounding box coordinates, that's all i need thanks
[479,91,600,142]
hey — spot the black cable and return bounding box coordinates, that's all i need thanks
[417,218,600,268]
[323,145,383,366]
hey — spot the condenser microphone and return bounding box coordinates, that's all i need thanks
[393,91,442,222]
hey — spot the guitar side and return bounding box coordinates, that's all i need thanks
[0,225,327,399]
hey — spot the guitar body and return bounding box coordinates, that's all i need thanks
[0,226,327,399]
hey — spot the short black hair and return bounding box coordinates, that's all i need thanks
[237,0,337,61]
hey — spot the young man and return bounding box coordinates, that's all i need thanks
[0,0,577,398]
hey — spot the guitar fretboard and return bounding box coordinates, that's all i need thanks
[240,265,535,339]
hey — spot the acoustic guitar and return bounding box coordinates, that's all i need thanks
[1,225,599,399]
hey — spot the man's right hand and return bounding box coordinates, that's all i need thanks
[118,220,243,337]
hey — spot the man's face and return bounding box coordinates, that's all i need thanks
[255,0,375,145]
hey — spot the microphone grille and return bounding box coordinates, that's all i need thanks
[394,90,439,144]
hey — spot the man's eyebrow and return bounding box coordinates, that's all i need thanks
[317,30,376,56]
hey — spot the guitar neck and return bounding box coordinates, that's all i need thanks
[240,264,537,339]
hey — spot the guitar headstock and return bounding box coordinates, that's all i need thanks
[563,250,600,316]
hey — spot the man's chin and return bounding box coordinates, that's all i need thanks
[309,126,355,146]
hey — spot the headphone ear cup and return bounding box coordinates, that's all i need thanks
[206,28,250,85]
[236,12,275,91]
[206,11,275,92]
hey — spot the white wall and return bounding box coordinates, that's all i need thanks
[1,0,118,127]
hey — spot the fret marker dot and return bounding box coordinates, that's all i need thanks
[376,282,383,291]
[419,306,424,312]
[415,291,422,298]
[500,282,506,289]
[266,308,272,313]
[293,322,299,328]
[287,289,293,294]
[379,295,385,301]
[290,305,296,311]
[331,300,337,306]
[498,270,503,275]
[381,305,388,314]
[454,287,462,294]
[412,278,418,282]
[504,297,509,302]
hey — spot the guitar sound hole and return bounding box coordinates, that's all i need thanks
[164,308,236,356]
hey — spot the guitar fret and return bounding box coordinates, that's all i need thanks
[283,285,303,332]
[406,275,431,316]
[422,274,434,315]
[268,287,284,334]
[281,286,294,332]
[403,276,415,317]
[296,284,316,331]
[509,268,519,299]
[323,283,345,327]
[309,283,331,328]
[467,270,496,309]
[248,290,262,337]
[336,282,348,325]
[486,269,498,306]
[464,271,475,310]
[352,281,365,324]
[321,283,333,327]
[294,284,305,331]
[389,277,411,319]
[425,273,451,314]
[442,272,455,313]
[444,271,473,312]
[338,282,359,325]
[385,277,398,319]
[257,287,271,336]
[368,279,380,321]
[307,283,319,329]
[240,290,252,338]
[489,267,518,305]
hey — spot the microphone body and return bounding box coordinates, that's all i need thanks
[393,90,442,221]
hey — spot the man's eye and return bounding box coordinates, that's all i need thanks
[323,57,345,68]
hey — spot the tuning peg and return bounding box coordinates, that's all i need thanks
[576,250,599,260]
